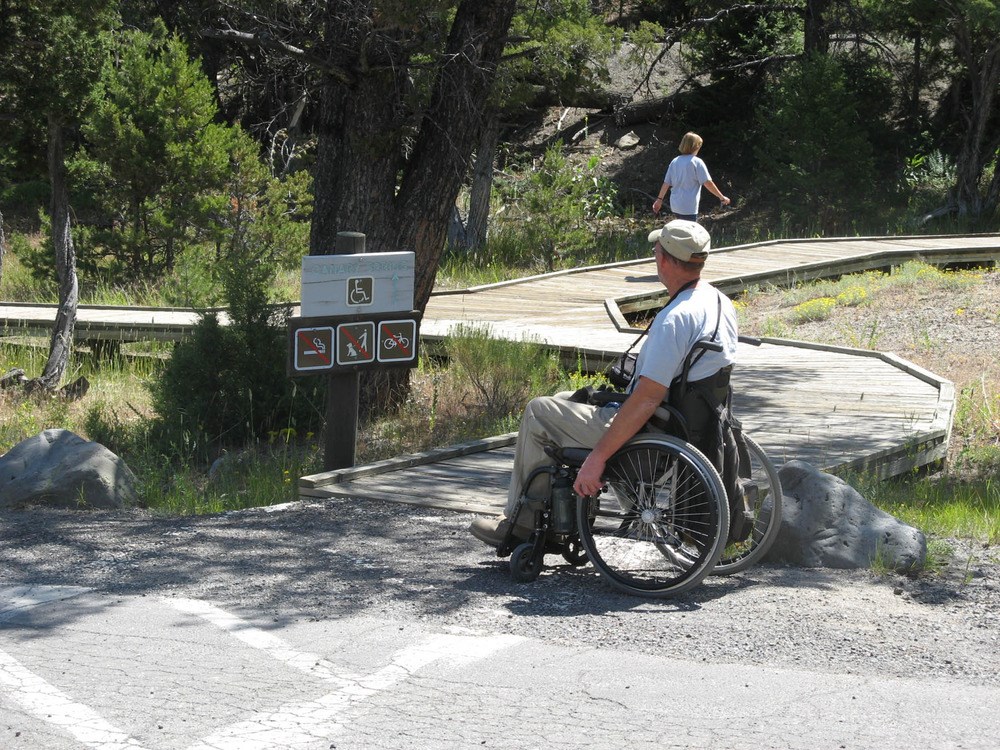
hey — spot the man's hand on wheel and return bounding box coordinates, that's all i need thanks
[574,454,605,497]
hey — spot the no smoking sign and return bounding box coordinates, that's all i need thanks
[293,326,335,371]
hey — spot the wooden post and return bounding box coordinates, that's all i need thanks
[324,231,366,470]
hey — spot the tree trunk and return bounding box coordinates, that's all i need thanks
[309,0,517,416]
[397,0,518,312]
[447,204,467,250]
[310,0,516,289]
[33,115,79,390]
[908,25,923,132]
[804,0,831,56]
[984,139,1000,217]
[466,113,500,251]
[951,21,1000,218]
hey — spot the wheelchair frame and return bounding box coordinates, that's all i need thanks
[495,337,783,598]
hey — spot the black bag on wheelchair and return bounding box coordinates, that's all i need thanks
[606,351,637,391]
[668,366,754,544]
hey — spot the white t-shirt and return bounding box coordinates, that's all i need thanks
[665,154,711,216]
[629,283,738,391]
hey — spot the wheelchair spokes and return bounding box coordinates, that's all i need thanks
[576,435,728,598]
[498,431,781,597]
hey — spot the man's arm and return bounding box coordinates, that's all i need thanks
[573,376,668,497]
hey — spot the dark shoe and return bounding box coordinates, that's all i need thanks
[469,515,512,547]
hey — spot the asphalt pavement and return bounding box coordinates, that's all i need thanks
[1,499,998,749]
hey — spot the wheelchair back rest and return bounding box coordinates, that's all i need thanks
[644,403,689,440]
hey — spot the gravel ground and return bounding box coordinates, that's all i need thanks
[2,497,998,688]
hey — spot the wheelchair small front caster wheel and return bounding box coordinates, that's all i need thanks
[510,541,542,582]
[562,538,588,567]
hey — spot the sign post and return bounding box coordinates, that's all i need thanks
[289,231,420,471]
[326,232,364,471]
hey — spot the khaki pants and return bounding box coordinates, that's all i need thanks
[505,392,620,517]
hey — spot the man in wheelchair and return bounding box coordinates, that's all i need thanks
[470,219,740,548]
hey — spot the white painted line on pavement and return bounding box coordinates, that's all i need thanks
[163,597,356,687]
[1,592,524,749]
[0,585,90,623]
[186,632,523,750]
[0,647,149,750]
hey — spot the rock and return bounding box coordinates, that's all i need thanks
[0,429,140,510]
[0,368,26,389]
[765,460,926,572]
[615,130,640,149]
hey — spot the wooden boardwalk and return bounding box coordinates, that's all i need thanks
[299,338,954,513]
[297,233,1000,512]
[4,232,997,513]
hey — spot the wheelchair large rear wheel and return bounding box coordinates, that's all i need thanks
[576,435,728,598]
[712,433,783,576]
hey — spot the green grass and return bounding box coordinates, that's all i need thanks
[137,444,323,515]
[846,471,1000,546]
[1,325,597,516]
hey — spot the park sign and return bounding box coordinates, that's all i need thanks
[289,250,420,377]
[300,251,414,317]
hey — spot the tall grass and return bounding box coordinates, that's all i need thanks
[0,239,56,302]
[845,471,1000,545]
[737,262,1000,551]
[437,220,647,289]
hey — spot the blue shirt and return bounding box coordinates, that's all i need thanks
[665,155,712,216]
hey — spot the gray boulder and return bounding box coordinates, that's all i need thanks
[765,460,926,572]
[0,429,139,509]
[615,130,640,149]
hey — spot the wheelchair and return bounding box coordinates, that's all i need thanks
[495,338,783,598]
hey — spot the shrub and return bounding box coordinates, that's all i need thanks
[148,113,317,455]
[754,56,877,230]
[75,22,238,277]
[835,286,869,307]
[151,311,325,455]
[789,296,836,323]
[445,324,560,420]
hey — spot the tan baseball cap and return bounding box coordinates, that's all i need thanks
[647,219,711,262]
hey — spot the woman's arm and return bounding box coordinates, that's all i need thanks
[653,182,670,215]
[704,180,730,206]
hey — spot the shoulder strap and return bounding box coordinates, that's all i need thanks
[685,290,724,372]
[621,278,699,357]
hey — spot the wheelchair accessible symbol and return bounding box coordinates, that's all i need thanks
[346,276,374,307]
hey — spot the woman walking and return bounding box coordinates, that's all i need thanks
[652,132,730,221]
